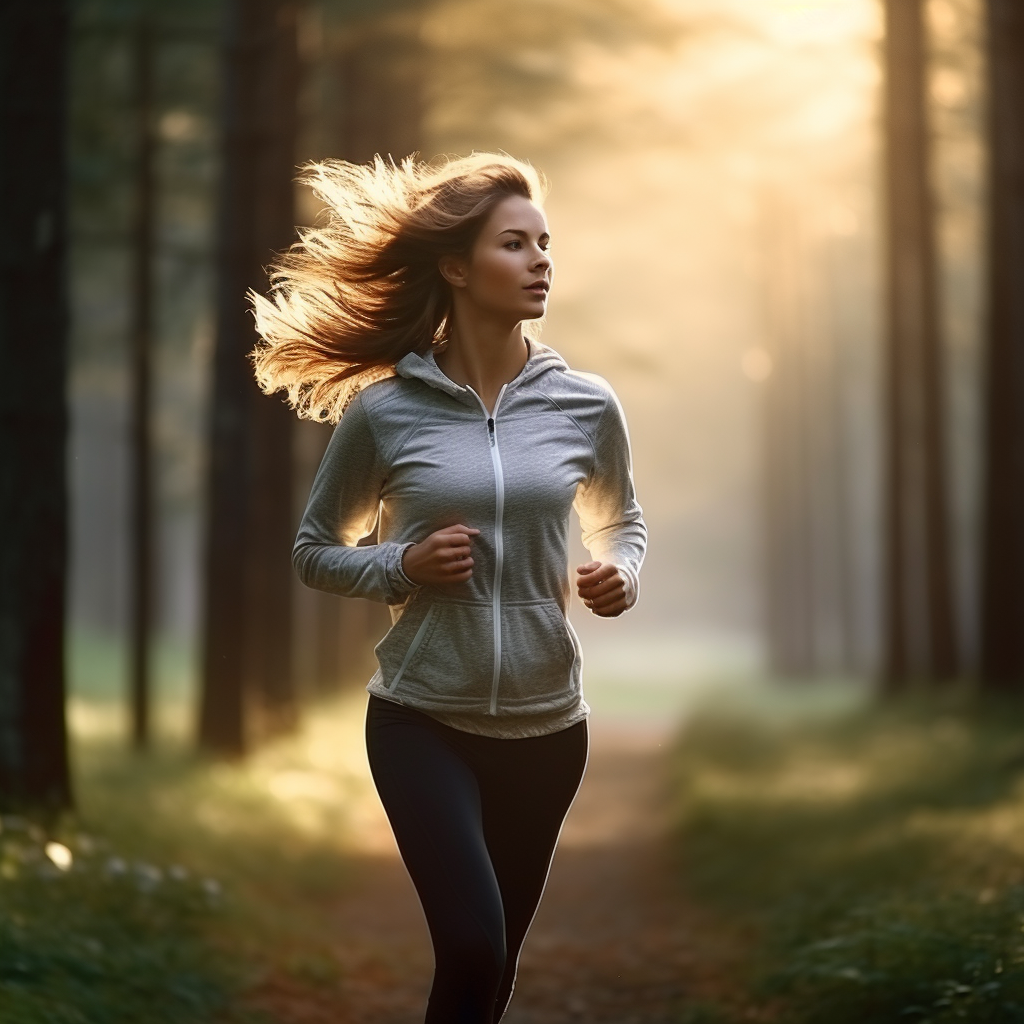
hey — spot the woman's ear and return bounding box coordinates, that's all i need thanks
[438,253,469,289]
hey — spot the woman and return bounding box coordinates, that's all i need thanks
[250,153,646,1024]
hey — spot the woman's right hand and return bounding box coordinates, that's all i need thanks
[402,524,480,587]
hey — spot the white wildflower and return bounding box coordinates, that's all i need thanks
[135,863,163,891]
[105,856,127,877]
[44,842,73,871]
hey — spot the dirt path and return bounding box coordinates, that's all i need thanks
[502,724,699,1024]
[249,720,708,1024]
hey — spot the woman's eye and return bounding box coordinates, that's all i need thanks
[505,240,522,250]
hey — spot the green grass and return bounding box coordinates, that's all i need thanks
[2,637,379,1024]
[0,820,234,1024]
[670,690,1024,1024]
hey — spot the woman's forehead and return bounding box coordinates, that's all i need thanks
[485,195,549,237]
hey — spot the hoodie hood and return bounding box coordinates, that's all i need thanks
[394,339,569,407]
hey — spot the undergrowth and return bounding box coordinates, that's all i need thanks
[0,818,234,1024]
[1,670,374,1024]
[671,693,1024,1024]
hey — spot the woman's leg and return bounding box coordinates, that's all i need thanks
[477,721,589,1022]
[365,697,507,1024]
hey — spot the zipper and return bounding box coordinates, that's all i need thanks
[469,385,508,715]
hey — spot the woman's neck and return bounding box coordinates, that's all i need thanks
[436,318,529,415]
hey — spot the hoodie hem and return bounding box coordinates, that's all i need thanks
[366,679,590,739]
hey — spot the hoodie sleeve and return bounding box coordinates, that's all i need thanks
[292,393,419,604]
[573,385,648,609]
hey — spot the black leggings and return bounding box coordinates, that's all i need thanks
[365,695,588,1024]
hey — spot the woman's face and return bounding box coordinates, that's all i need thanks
[445,195,552,323]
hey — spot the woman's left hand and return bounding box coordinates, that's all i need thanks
[575,561,630,617]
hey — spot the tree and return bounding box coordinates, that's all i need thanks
[978,0,1024,690]
[199,0,301,756]
[128,12,157,749]
[759,186,817,677]
[0,0,73,810]
[880,0,958,690]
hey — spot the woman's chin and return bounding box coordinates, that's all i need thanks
[517,300,548,321]
[474,298,547,325]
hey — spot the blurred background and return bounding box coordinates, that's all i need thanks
[5,0,1024,1021]
[58,0,989,743]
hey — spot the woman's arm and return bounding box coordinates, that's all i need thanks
[573,385,647,617]
[292,394,418,604]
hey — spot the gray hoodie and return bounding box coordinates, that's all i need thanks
[293,340,647,737]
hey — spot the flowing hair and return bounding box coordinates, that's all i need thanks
[249,152,547,423]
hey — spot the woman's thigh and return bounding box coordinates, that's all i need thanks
[365,698,507,970]
[477,723,589,945]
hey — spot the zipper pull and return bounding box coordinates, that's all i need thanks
[487,418,495,446]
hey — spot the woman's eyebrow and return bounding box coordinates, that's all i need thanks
[496,228,551,240]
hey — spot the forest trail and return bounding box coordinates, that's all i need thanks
[247,718,716,1024]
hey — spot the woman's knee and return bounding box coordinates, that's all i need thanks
[427,923,507,1023]
[438,914,506,979]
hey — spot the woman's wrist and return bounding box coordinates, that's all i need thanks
[398,542,422,588]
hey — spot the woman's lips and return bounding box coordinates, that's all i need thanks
[525,282,549,294]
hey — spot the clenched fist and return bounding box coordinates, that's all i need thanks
[576,561,630,617]
[402,524,480,587]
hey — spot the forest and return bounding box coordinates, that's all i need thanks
[2,0,1024,1021]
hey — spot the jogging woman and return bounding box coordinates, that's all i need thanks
[250,153,647,1024]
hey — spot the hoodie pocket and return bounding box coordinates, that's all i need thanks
[375,598,578,710]
[374,596,439,693]
[377,600,494,706]
[499,601,578,708]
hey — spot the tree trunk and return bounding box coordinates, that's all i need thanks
[0,0,73,811]
[199,0,300,757]
[978,0,1024,690]
[128,14,157,750]
[759,186,818,677]
[880,0,959,691]
[823,241,858,675]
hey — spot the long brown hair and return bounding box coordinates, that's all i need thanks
[249,152,546,422]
